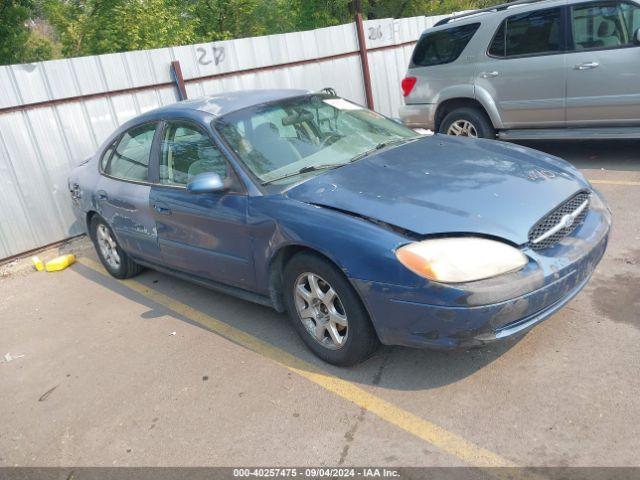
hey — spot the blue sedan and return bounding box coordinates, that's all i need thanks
[68,89,611,365]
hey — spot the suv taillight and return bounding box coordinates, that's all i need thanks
[401,77,417,97]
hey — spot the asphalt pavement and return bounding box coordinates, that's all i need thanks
[1,140,638,468]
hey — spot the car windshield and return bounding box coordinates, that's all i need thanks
[214,95,419,185]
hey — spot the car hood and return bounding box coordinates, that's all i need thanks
[285,135,589,245]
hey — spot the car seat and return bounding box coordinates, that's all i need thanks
[187,142,227,180]
[597,19,621,47]
[250,122,301,172]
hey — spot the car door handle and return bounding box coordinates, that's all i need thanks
[96,190,108,200]
[574,62,599,70]
[153,202,172,215]
[480,71,499,78]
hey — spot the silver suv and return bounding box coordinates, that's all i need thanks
[399,0,640,140]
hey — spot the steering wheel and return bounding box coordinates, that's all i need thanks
[319,132,342,148]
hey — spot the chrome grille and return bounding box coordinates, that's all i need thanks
[528,191,591,250]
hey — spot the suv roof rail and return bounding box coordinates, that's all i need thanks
[432,0,552,26]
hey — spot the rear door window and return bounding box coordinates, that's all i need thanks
[105,123,157,182]
[489,7,564,57]
[411,23,481,67]
[570,1,640,51]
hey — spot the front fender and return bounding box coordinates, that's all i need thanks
[248,196,420,294]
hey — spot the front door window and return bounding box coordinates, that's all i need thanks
[570,1,640,51]
[159,122,228,186]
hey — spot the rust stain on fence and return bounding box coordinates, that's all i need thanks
[0,42,418,116]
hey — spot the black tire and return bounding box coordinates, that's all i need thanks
[439,107,496,139]
[283,252,380,366]
[90,215,143,279]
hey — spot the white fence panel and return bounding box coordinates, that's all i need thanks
[0,12,445,259]
[366,13,453,118]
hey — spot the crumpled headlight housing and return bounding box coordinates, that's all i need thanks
[395,237,528,283]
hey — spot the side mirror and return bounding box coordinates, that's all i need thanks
[186,172,226,194]
[635,28,640,45]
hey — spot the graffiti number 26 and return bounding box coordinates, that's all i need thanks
[368,25,383,40]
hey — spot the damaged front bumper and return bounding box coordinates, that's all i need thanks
[351,197,611,349]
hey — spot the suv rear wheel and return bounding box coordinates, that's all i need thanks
[439,107,495,139]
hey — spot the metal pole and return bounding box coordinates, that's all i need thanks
[170,60,188,101]
[355,13,375,110]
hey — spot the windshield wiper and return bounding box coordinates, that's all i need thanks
[350,137,416,163]
[261,162,348,185]
[261,138,417,185]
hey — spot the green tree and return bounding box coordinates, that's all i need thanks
[5,0,505,64]
[23,28,59,61]
[0,0,33,64]
[46,0,197,57]
[191,0,263,40]
[362,0,498,19]
[293,0,352,30]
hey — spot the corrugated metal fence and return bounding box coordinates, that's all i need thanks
[0,12,450,260]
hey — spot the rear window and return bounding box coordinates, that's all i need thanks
[411,23,481,67]
[488,7,563,57]
[104,123,156,182]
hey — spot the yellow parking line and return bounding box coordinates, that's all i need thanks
[77,256,516,468]
[589,179,640,186]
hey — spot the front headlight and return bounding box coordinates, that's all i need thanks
[395,237,528,283]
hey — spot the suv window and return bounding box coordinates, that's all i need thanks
[411,23,480,67]
[105,123,156,182]
[489,7,563,57]
[570,1,640,50]
[159,121,228,186]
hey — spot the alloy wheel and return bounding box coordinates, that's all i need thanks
[96,224,121,270]
[447,120,478,137]
[294,272,348,350]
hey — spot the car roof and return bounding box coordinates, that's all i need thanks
[151,89,312,117]
[109,89,315,145]
[427,0,566,31]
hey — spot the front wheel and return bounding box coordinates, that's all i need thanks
[439,107,496,139]
[283,253,379,366]
[90,216,142,279]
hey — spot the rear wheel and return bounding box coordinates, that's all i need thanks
[90,216,142,279]
[439,107,496,139]
[283,252,379,366]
